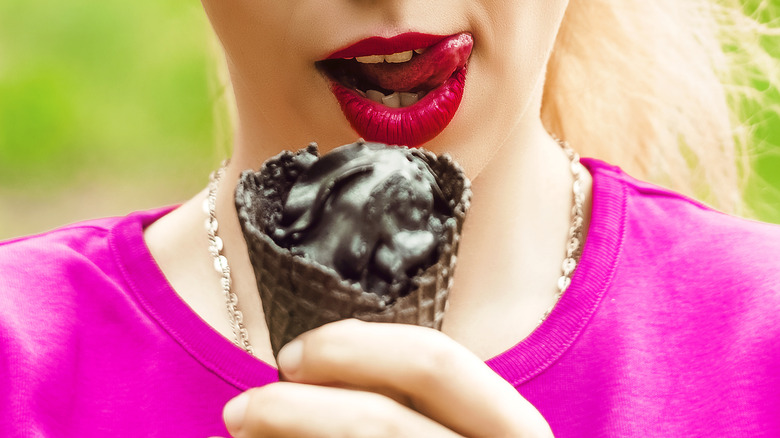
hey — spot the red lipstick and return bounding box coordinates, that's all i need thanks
[326,33,449,59]
[321,32,473,147]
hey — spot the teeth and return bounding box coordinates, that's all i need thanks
[399,92,420,107]
[362,89,423,108]
[382,92,401,108]
[414,48,426,55]
[355,54,385,64]
[385,50,413,63]
[355,50,415,64]
[366,89,385,103]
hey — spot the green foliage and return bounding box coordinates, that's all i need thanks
[739,0,780,222]
[0,0,219,237]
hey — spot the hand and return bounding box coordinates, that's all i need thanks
[222,319,553,437]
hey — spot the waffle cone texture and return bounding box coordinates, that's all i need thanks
[236,143,471,358]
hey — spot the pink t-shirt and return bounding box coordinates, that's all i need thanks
[1,158,779,437]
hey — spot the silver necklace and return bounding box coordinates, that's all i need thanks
[539,139,586,325]
[205,141,584,351]
[205,164,254,355]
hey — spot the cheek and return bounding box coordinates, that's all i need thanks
[202,0,286,56]
[476,0,568,108]
[427,0,568,177]
[203,1,355,146]
[203,1,301,104]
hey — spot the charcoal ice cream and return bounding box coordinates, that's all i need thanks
[270,141,450,301]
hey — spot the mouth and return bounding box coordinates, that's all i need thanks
[317,32,473,147]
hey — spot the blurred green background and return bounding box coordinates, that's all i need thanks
[0,0,778,239]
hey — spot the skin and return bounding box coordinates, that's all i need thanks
[144,0,593,435]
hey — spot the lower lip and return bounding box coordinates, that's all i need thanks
[329,66,467,148]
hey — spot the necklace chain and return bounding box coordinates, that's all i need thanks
[206,163,254,355]
[539,139,586,325]
[205,141,584,352]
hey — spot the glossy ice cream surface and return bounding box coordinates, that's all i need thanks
[271,141,451,300]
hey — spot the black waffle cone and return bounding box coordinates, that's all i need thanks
[236,143,471,358]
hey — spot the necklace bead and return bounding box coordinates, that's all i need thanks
[207,164,254,356]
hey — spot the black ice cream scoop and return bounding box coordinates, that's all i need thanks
[271,141,451,301]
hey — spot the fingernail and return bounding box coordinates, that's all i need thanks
[223,392,250,434]
[277,339,303,377]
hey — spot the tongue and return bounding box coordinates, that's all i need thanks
[358,33,473,92]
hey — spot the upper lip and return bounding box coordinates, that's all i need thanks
[324,32,450,60]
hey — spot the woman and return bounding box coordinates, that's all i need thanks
[1,0,778,436]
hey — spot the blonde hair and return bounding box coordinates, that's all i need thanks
[543,0,779,215]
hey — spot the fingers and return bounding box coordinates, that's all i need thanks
[224,382,463,438]
[275,319,552,438]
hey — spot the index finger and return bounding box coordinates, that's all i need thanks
[277,319,552,438]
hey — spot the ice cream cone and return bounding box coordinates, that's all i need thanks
[235,142,470,358]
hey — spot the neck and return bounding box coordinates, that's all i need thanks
[447,120,575,279]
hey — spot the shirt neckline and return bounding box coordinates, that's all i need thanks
[109,206,279,391]
[110,158,627,389]
[486,158,627,385]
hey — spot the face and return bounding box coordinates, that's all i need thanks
[202,0,569,177]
